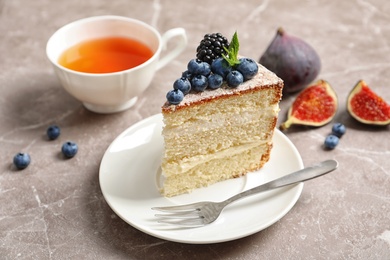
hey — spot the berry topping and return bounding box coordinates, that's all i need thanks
[13,152,31,170]
[236,58,259,81]
[62,141,78,158]
[208,74,223,90]
[191,75,208,92]
[324,134,339,149]
[196,33,229,64]
[47,125,61,140]
[331,123,346,137]
[166,89,184,105]
[173,77,191,95]
[226,70,244,88]
[165,31,259,105]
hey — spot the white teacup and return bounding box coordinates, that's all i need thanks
[46,15,187,113]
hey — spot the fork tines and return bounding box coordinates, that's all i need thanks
[151,202,204,212]
[152,204,206,227]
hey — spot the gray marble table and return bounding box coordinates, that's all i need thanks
[1,0,389,259]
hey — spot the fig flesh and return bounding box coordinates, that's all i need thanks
[259,28,321,93]
[347,80,390,125]
[280,79,338,130]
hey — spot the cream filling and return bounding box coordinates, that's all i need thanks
[163,139,271,177]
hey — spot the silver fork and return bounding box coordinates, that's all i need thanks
[152,159,338,227]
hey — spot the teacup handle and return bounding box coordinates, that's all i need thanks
[157,28,187,71]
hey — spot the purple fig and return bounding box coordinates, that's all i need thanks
[259,28,321,93]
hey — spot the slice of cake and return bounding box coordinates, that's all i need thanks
[160,32,283,197]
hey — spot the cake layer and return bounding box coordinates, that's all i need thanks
[162,143,272,197]
[163,96,279,131]
[163,139,271,177]
[162,115,276,167]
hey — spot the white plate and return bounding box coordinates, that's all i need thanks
[99,114,304,244]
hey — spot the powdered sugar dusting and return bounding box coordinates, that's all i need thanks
[163,64,283,110]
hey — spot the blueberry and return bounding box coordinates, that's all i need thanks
[181,70,193,80]
[61,141,78,158]
[173,77,191,95]
[226,70,244,88]
[166,89,184,105]
[198,62,211,76]
[236,58,258,81]
[211,58,232,79]
[324,134,339,149]
[187,59,202,74]
[208,74,223,90]
[13,152,31,170]
[187,59,211,76]
[191,75,208,92]
[332,123,346,137]
[46,125,61,140]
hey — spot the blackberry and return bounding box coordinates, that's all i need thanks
[196,33,229,64]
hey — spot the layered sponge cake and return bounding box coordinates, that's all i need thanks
[161,64,283,197]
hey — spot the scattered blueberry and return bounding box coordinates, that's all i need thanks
[208,74,223,89]
[236,58,258,81]
[324,134,339,149]
[187,59,211,76]
[61,141,78,158]
[191,75,208,92]
[226,70,244,88]
[173,77,191,95]
[166,89,184,105]
[332,123,346,137]
[46,125,61,140]
[13,152,31,170]
[211,57,232,78]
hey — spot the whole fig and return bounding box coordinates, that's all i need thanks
[259,28,321,93]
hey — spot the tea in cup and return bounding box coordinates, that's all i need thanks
[46,15,187,113]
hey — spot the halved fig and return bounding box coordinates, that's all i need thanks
[280,79,338,130]
[347,80,390,125]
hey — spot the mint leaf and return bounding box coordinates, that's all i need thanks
[222,31,240,67]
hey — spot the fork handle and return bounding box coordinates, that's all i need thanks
[222,159,338,206]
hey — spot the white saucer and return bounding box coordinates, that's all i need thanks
[99,114,304,244]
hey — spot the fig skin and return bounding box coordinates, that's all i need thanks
[259,28,321,93]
